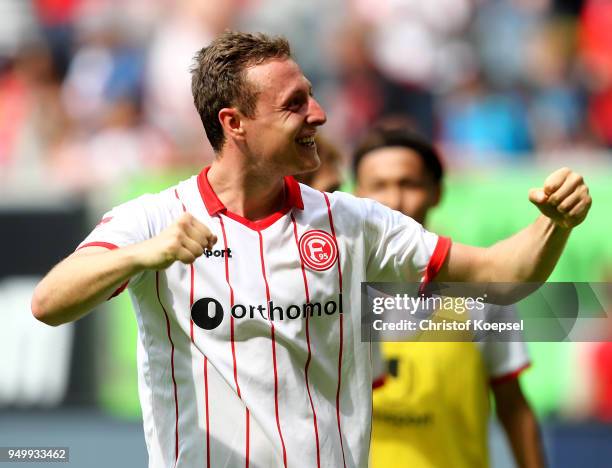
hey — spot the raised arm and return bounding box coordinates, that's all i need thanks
[437,168,591,285]
[31,213,216,326]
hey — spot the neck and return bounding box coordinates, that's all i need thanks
[207,155,286,221]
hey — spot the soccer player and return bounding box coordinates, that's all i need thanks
[353,122,546,468]
[31,31,590,468]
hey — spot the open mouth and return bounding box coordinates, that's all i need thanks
[296,136,316,148]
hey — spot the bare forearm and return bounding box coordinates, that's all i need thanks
[438,168,590,289]
[484,215,571,283]
[31,246,145,326]
[32,212,217,326]
[497,406,547,468]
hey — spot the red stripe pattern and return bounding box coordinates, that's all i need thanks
[489,362,531,386]
[76,241,128,298]
[155,271,180,466]
[323,193,346,468]
[423,236,452,285]
[258,231,288,468]
[174,189,195,342]
[291,213,321,468]
[219,215,250,468]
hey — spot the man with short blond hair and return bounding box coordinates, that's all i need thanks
[33,31,590,468]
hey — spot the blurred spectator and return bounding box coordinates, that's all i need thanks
[61,8,145,132]
[0,42,68,191]
[33,0,82,79]
[473,0,550,90]
[241,0,342,90]
[145,0,243,165]
[327,23,386,145]
[524,19,589,152]
[0,0,39,61]
[0,0,609,193]
[579,0,612,148]
[438,71,533,160]
[329,0,476,143]
[49,95,174,192]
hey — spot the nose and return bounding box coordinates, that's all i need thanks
[307,96,327,126]
[383,187,402,212]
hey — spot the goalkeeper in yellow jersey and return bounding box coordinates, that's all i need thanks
[354,121,547,468]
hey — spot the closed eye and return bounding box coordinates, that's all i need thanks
[286,94,307,111]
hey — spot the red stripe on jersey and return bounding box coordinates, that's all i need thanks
[323,192,346,468]
[258,231,288,468]
[372,376,387,389]
[204,358,210,468]
[174,189,195,342]
[291,213,321,468]
[176,189,215,466]
[423,236,452,285]
[489,362,531,386]
[219,215,250,468]
[76,242,128,298]
[77,241,119,251]
[156,271,180,466]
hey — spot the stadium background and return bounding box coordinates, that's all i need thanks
[1,0,611,466]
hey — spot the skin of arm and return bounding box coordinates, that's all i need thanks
[436,168,591,288]
[31,212,217,326]
[493,379,547,468]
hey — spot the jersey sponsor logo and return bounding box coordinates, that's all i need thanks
[191,297,224,330]
[191,294,343,330]
[298,230,338,271]
[203,248,232,258]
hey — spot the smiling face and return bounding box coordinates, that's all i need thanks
[239,58,327,175]
[356,146,440,225]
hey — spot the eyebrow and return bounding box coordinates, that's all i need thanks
[280,80,313,105]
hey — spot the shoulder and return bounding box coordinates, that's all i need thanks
[298,185,373,231]
[111,178,195,232]
[299,184,380,217]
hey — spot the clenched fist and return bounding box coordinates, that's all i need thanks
[529,167,592,229]
[135,212,218,270]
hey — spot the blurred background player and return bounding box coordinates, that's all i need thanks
[353,121,547,468]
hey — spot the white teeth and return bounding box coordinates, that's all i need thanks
[296,136,315,146]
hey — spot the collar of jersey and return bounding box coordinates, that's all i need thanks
[197,166,304,231]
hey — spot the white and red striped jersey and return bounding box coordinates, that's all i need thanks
[78,167,451,468]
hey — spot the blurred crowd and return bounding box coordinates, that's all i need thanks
[1,0,611,194]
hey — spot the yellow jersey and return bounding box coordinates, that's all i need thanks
[371,306,530,468]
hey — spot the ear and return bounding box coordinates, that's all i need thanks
[218,107,245,141]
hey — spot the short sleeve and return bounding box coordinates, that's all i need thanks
[362,198,451,282]
[77,196,155,252]
[480,305,531,385]
[76,195,158,297]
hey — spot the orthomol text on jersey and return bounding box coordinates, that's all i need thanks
[191,294,344,330]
